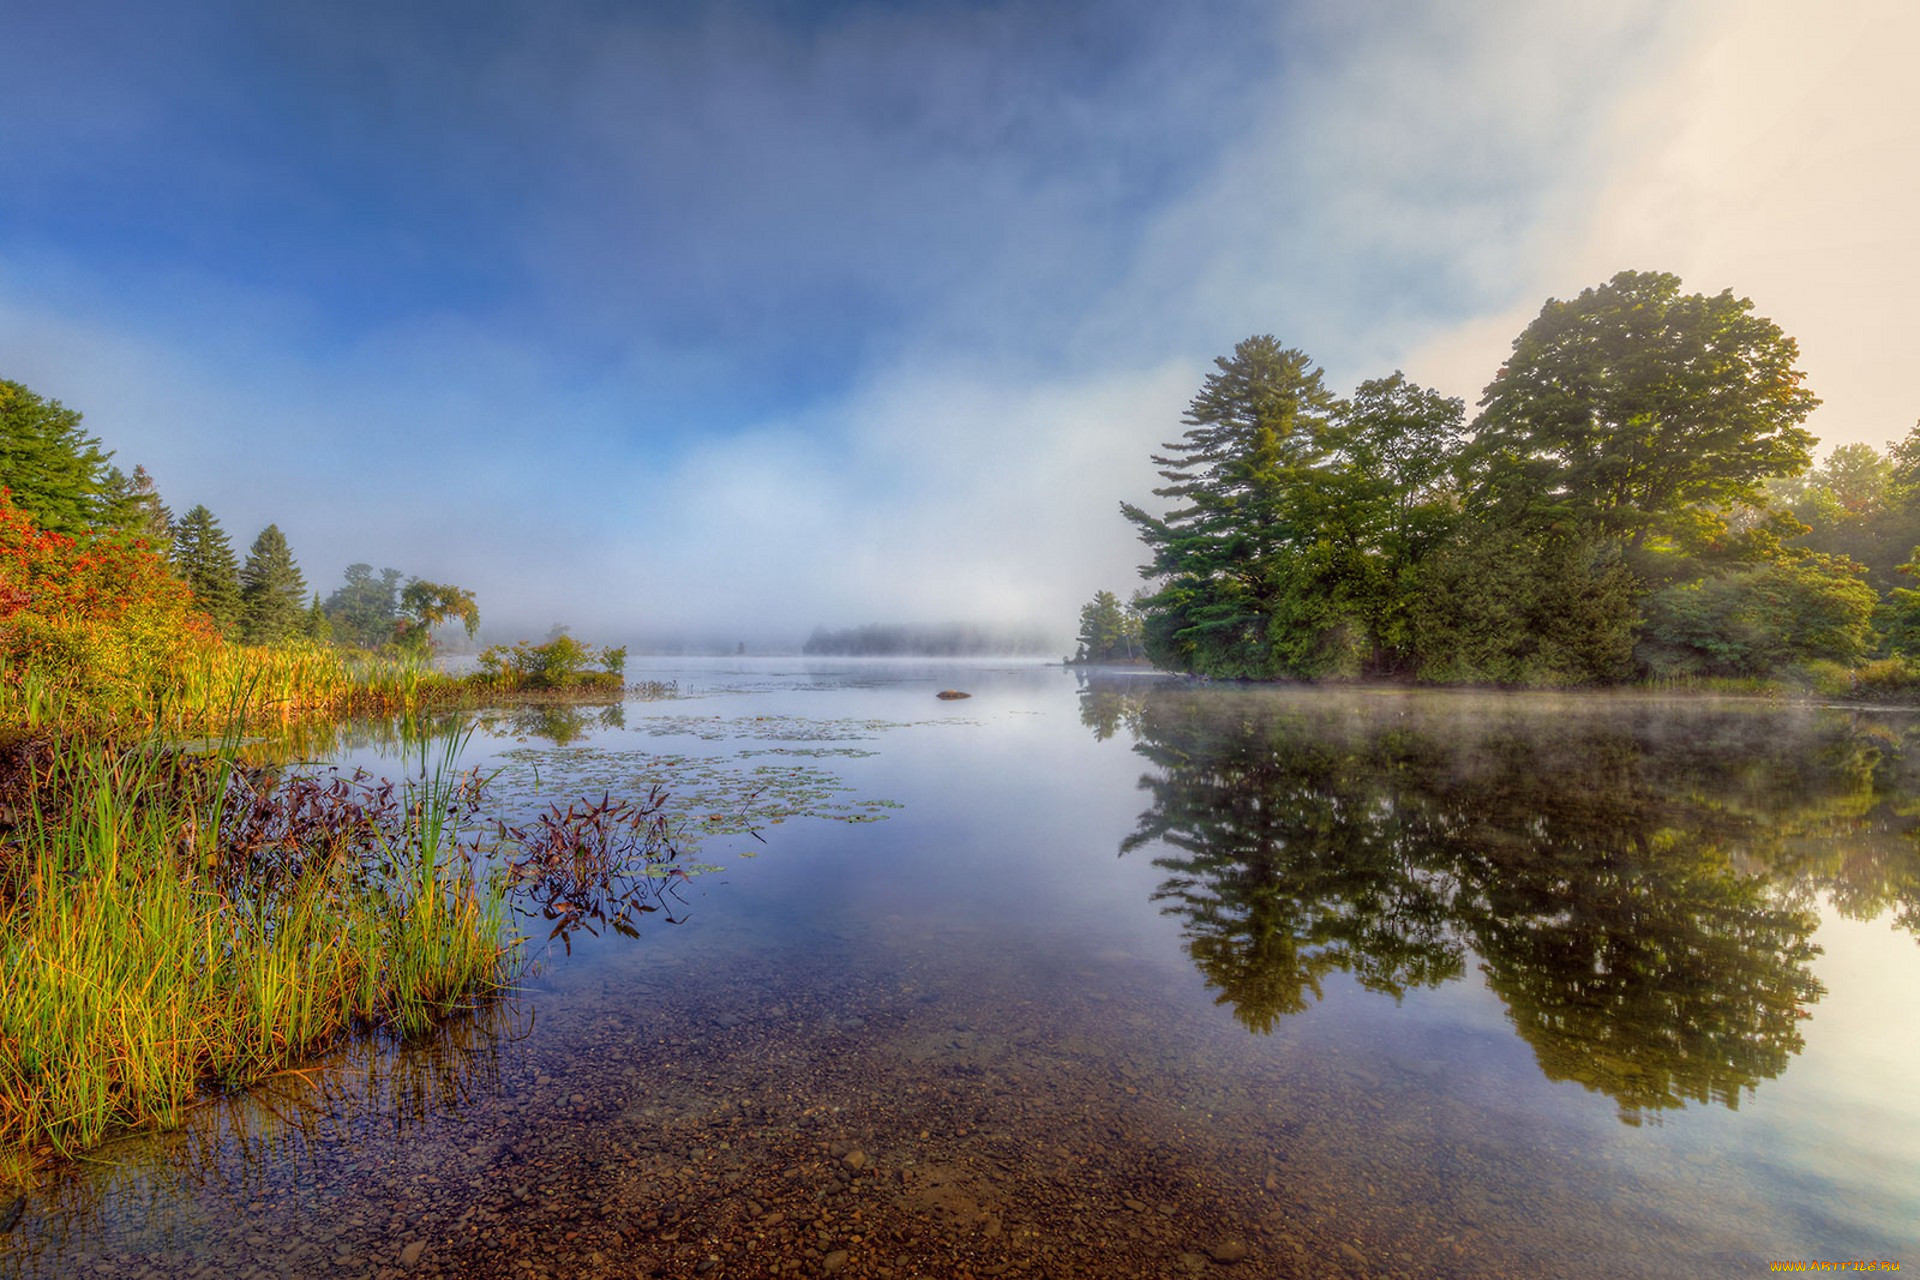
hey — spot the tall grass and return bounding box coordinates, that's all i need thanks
[0,728,510,1169]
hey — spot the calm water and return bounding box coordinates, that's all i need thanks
[4,659,1917,1279]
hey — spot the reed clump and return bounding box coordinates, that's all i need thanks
[0,729,509,1167]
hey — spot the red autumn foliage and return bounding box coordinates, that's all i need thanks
[0,488,219,710]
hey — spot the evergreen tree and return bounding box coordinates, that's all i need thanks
[302,593,333,643]
[1121,336,1349,678]
[239,524,309,645]
[323,564,405,649]
[1073,590,1143,662]
[171,504,243,637]
[0,378,112,534]
[101,464,174,554]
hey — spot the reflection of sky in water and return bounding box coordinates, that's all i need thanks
[6,661,1918,1276]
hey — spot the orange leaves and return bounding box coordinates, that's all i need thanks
[0,489,221,714]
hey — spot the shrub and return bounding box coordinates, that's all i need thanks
[1638,556,1876,678]
[0,489,217,723]
[474,635,627,691]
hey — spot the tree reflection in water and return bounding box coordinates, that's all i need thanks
[1087,679,1920,1123]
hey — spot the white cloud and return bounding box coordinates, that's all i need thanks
[1404,0,1920,449]
[618,360,1198,642]
[12,1,1906,647]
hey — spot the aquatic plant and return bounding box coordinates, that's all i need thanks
[0,729,511,1171]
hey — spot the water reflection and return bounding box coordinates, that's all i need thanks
[1089,681,1920,1122]
[471,701,627,746]
[223,698,633,766]
[5,999,528,1266]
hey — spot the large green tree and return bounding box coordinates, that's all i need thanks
[1341,373,1466,668]
[171,504,243,637]
[238,524,309,645]
[1469,270,1819,552]
[1123,341,1468,678]
[0,378,112,535]
[1122,336,1354,678]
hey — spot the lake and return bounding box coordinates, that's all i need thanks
[4,658,1916,1279]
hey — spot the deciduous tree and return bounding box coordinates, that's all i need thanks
[1469,270,1818,549]
[395,579,479,652]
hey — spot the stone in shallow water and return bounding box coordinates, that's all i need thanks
[1208,1240,1249,1263]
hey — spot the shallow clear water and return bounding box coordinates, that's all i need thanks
[4,659,1917,1279]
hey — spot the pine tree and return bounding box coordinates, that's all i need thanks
[171,504,243,637]
[302,593,333,643]
[1121,336,1348,677]
[0,378,112,534]
[101,464,175,554]
[239,524,309,645]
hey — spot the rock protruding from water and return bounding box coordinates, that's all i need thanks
[936,690,972,700]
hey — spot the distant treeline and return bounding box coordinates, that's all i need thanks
[802,622,1054,657]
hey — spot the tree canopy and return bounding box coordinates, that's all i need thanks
[1117,271,1863,686]
[101,465,174,552]
[0,378,112,535]
[395,579,480,652]
[1072,590,1143,663]
[1121,339,1467,678]
[323,564,405,649]
[1469,269,1818,548]
[1121,336,1351,677]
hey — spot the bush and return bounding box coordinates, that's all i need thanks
[0,489,218,722]
[474,636,628,691]
[1638,556,1876,678]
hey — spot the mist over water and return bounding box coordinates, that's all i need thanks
[5,660,1916,1277]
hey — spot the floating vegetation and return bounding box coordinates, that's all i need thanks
[735,746,879,759]
[626,713,972,743]
[490,748,902,853]
[494,788,695,955]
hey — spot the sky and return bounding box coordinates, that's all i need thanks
[2,0,1916,648]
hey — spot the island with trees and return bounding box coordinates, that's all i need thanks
[803,621,1055,657]
[1083,269,1920,692]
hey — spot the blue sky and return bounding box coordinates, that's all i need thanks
[3,0,1915,644]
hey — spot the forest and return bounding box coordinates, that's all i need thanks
[1077,270,1920,690]
[0,376,483,657]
